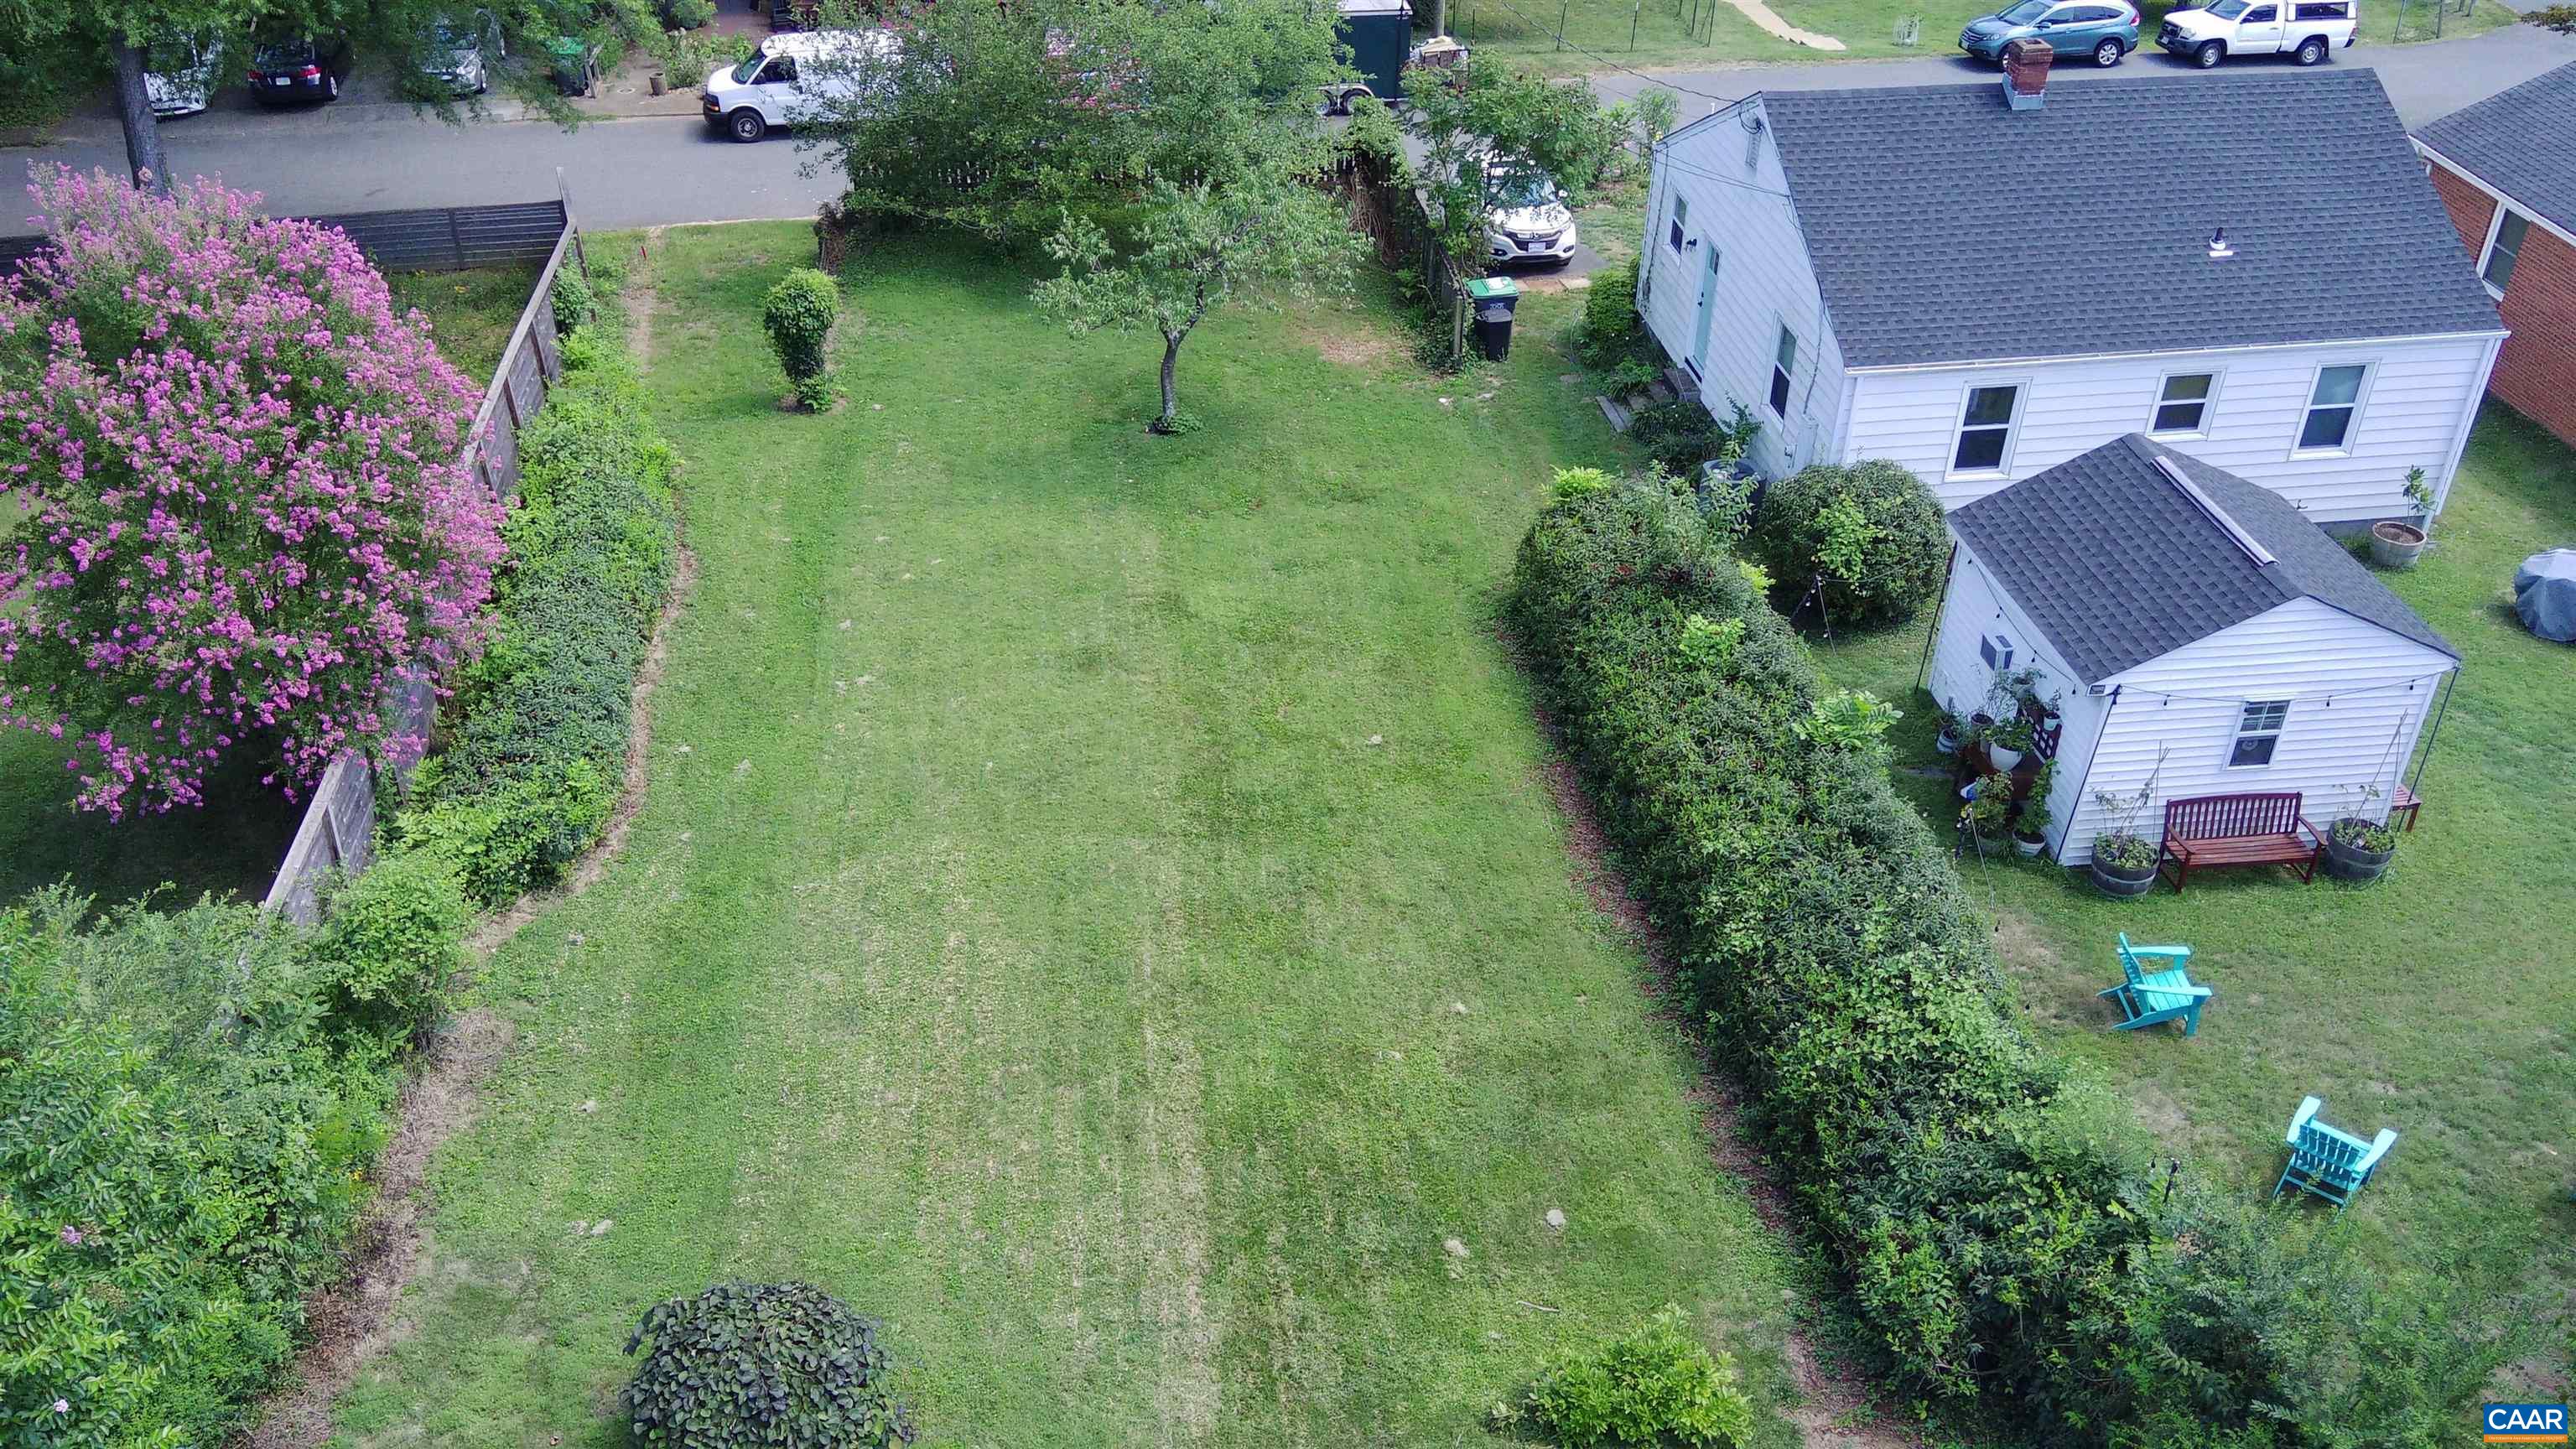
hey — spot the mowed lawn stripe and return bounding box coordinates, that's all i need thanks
[332,224,1805,1449]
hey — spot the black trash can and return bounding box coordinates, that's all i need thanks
[1467,276,1519,362]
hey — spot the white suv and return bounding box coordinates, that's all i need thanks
[1484,168,1579,268]
[2158,0,2357,66]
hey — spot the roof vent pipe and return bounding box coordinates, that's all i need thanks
[2208,227,2236,259]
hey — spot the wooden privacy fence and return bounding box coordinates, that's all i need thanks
[0,198,569,276]
[1321,150,1470,366]
[262,198,584,923]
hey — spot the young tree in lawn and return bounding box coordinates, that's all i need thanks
[0,167,504,816]
[1034,151,1362,434]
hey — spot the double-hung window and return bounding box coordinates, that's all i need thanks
[1951,384,2022,475]
[2296,365,2369,453]
[1668,195,1689,253]
[2149,372,2216,437]
[2481,208,2532,294]
[1769,327,1798,416]
[2229,700,2289,768]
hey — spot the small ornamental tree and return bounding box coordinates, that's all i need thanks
[761,267,840,411]
[626,1281,917,1449]
[0,168,503,816]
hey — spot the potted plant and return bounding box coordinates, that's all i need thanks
[2323,816,2396,881]
[1961,771,2016,848]
[2369,467,2434,570]
[1987,714,2035,772]
[2012,761,2056,858]
[2038,690,2064,727]
[1935,704,1967,756]
[2087,777,2161,897]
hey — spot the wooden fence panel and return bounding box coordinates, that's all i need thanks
[1,200,569,276]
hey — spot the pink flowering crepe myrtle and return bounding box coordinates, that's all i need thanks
[0,167,505,816]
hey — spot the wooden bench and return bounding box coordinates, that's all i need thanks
[2158,792,2323,892]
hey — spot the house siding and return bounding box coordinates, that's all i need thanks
[1929,541,2104,861]
[2054,598,2454,865]
[2426,158,2576,449]
[1839,335,2499,523]
[1639,102,1848,479]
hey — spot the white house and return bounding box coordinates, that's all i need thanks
[1928,434,2459,865]
[1633,62,2507,526]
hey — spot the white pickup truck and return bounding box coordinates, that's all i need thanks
[2157,0,2356,66]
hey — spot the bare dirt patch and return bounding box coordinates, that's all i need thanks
[1291,303,1404,371]
[1529,701,1920,1449]
[1991,909,2088,1029]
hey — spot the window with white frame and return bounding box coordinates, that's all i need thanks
[2228,699,2289,768]
[2149,371,2216,436]
[2296,365,2369,453]
[1769,326,1797,416]
[1668,195,1689,253]
[1950,384,2022,475]
[2481,208,2532,294]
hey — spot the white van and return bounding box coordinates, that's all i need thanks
[702,30,895,143]
[2157,0,2357,66]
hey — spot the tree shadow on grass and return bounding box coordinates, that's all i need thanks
[0,730,304,910]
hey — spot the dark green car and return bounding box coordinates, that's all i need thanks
[1958,0,2142,65]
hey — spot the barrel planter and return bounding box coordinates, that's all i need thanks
[2369,521,2426,570]
[2090,839,2159,898]
[2323,830,2394,884]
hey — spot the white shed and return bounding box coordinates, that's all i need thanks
[1928,434,2459,865]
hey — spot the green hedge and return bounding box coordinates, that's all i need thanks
[0,876,464,1446]
[397,332,679,903]
[1509,480,2500,1448]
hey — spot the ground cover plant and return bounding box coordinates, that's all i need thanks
[325,223,1810,1448]
[1810,408,2576,1374]
[387,262,544,384]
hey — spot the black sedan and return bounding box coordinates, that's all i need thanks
[247,37,354,103]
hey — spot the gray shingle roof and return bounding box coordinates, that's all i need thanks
[1755,70,2503,370]
[1948,434,2457,683]
[2415,61,2576,234]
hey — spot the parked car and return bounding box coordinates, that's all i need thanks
[1484,164,1578,268]
[421,13,502,95]
[144,34,224,117]
[2157,0,2356,65]
[1958,0,2140,65]
[247,35,354,103]
[702,30,892,142]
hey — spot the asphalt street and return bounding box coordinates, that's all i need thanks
[5,23,2571,235]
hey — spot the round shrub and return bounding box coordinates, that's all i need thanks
[1750,458,1948,626]
[761,267,840,411]
[626,1282,917,1448]
[1510,1306,1755,1448]
[312,846,469,1044]
[0,167,503,817]
[551,263,598,336]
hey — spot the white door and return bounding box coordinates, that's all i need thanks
[2236,2,2285,49]
[1690,244,1720,378]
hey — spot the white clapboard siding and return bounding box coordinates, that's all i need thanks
[1929,541,2103,859]
[1839,334,2497,522]
[2053,597,2454,863]
[1639,100,1847,479]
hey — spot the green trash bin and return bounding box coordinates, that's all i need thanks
[1466,275,1520,362]
[548,37,591,96]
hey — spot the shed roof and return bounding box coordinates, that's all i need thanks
[1946,435,2458,683]
[2415,61,2576,234]
[1747,70,2502,369]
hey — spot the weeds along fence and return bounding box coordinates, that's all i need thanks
[1321,148,1470,366]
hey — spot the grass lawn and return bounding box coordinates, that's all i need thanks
[1459,0,2516,72]
[387,263,542,385]
[330,224,1815,1447]
[1812,408,2576,1318]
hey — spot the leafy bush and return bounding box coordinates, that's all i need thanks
[0,166,503,816]
[1577,257,1647,370]
[762,267,841,411]
[1516,1306,1755,1448]
[1749,459,1949,626]
[659,0,715,28]
[313,846,470,1044]
[1626,398,1758,479]
[0,891,403,1447]
[396,333,678,903]
[1507,479,2505,1446]
[553,262,598,335]
[626,1282,917,1448]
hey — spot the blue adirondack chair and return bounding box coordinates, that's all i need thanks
[2272,1096,2397,1208]
[2100,932,2214,1036]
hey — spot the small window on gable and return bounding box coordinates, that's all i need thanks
[2229,700,2288,768]
[2483,208,2531,293]
[1769,327,1797,416]
[1668,195,1689,253]
[2151,372,2215,436]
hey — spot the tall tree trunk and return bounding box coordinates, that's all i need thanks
[1430,0,1448,34]
[1155,333,1182,433]
[109,43,169,193]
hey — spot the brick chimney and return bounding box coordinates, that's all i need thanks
[2002,36,2052,110]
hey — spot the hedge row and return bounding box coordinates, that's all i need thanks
[1,865,467,1447]
[396,332,680,904]
[1509,479,2498,1448]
